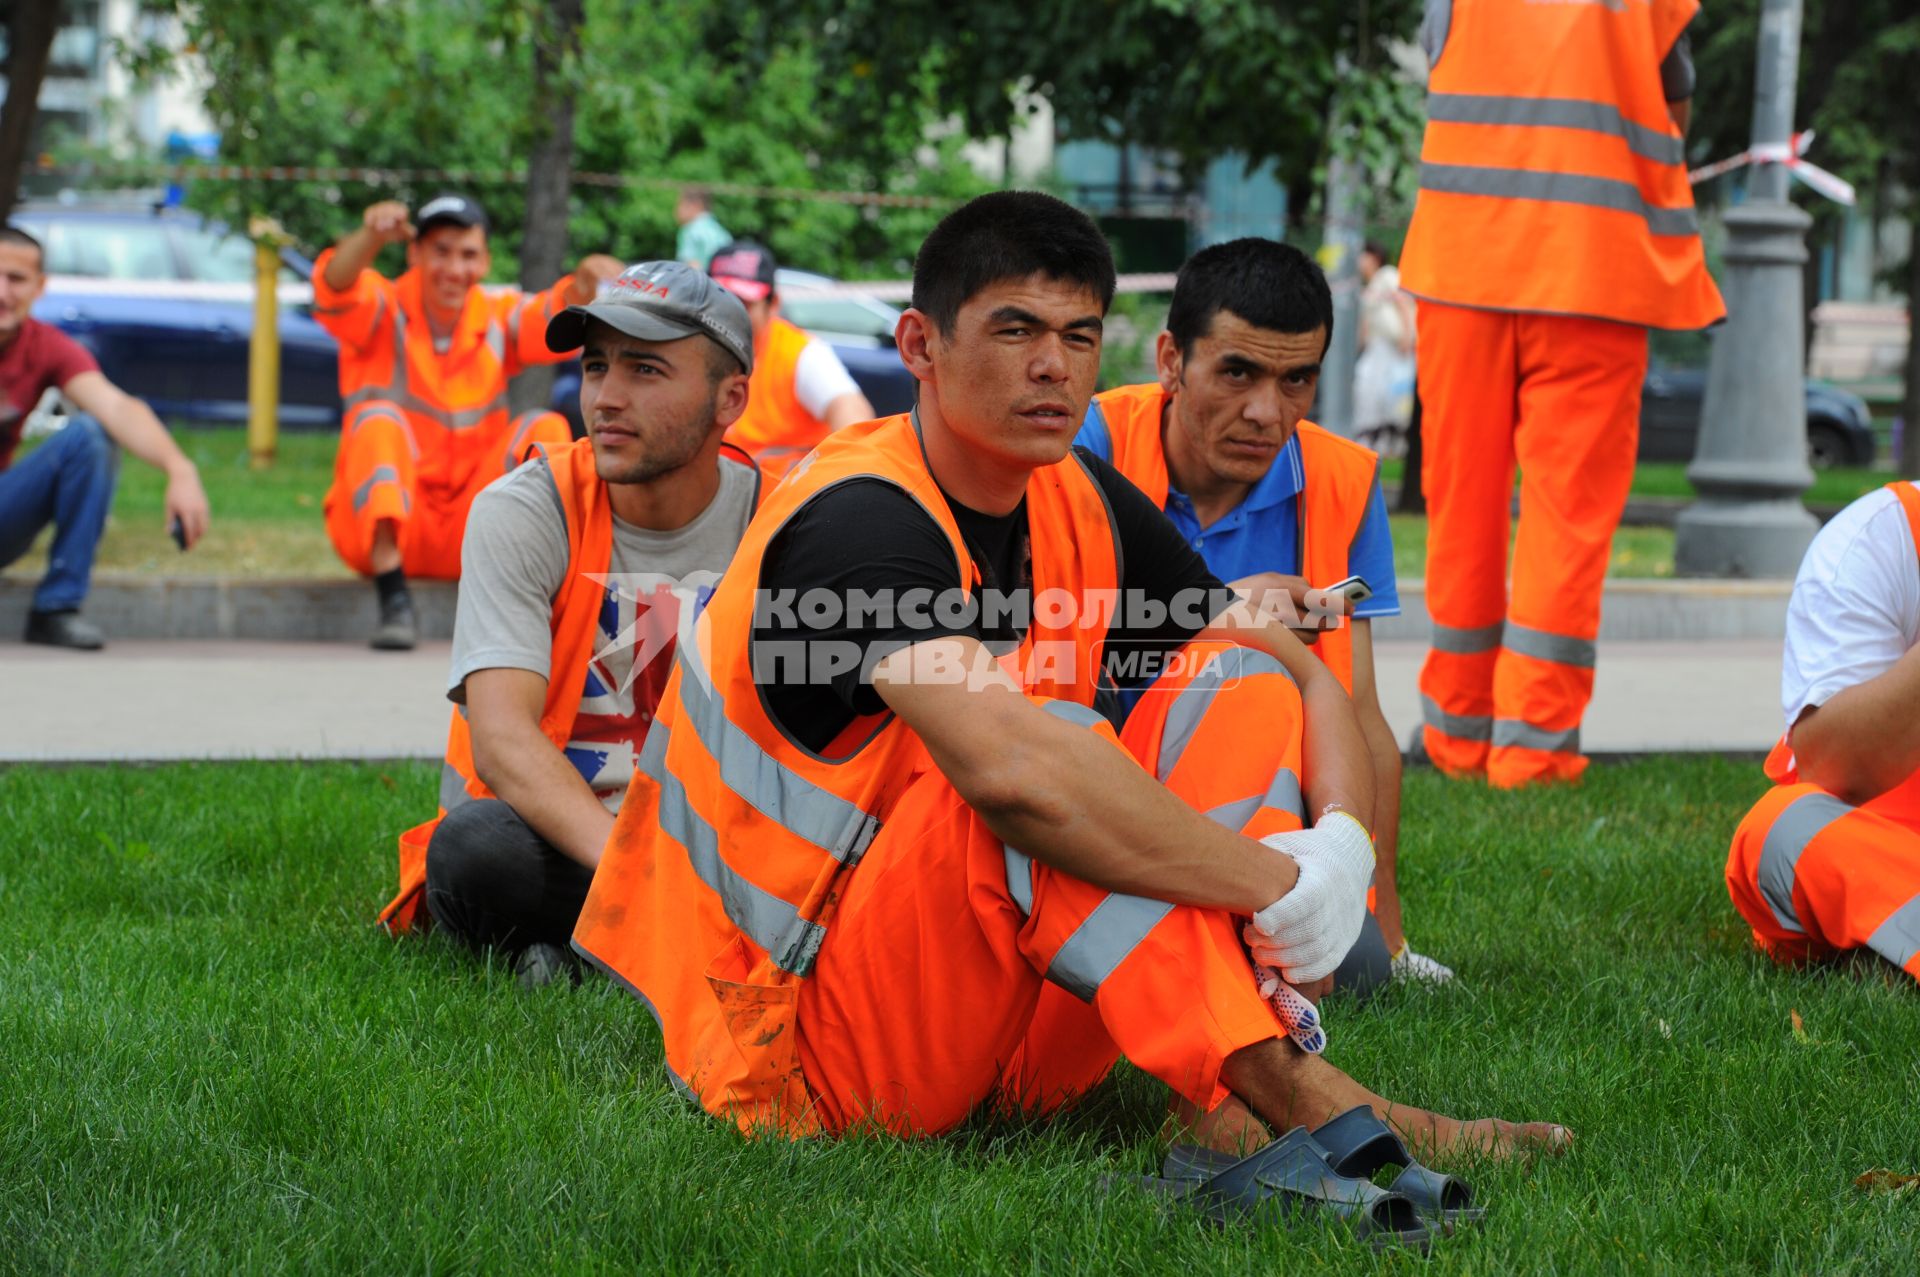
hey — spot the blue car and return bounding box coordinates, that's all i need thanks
[17,204,917,432]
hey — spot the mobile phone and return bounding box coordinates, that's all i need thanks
[169,515,188,552]
[1325,574,1372,605]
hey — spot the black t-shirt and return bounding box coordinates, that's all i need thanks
[751,447,1237,752]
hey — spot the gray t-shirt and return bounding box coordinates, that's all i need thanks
[448,455,756,811]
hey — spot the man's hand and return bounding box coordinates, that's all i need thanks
[163,461,210,549]
[566,254,625,305]
[363,200,415,246]
[1244,812,1375,984]
[1230,572,1350,645]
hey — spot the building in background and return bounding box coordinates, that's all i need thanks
[3,0,212,167]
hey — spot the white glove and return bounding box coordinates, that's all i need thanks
[1243,811,1375,985]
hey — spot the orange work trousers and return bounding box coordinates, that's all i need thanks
[322,399,572,579]
[1416,302,1648,788]
[794,642,1309,1136]
[1726,783,1920,983]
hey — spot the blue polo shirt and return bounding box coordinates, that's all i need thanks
[1075,402,1401,622]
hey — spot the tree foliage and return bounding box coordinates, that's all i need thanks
[720,0,1428,223]
[125,0,989,281]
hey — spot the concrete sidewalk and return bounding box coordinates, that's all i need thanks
[0,637,1784,764]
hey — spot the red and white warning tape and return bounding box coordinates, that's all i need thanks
[31,158,965,211]
[1687,130,1855,206]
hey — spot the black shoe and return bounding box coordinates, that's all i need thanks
[24,609,105,650]
[369,591,417,651]
[513,942,581,991]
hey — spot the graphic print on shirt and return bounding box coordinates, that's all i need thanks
[565,569,722,808]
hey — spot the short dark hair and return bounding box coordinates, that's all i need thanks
[680,186,712,210]
[1361,239,1390,264]
[911,191,1116,334]
[1166,238,1332,358]
[0,225,44,268]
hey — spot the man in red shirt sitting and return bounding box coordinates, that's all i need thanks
[0,226,211,649]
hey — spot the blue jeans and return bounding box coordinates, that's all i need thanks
[0,416,117,612]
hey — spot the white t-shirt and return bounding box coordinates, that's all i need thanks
[792,338,863,420]
[1781,482,1920,731]
[448,456,756,811]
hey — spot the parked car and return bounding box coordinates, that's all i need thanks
[1639,362,1876,469]
[18,204,917,434]
[15,203,346,428]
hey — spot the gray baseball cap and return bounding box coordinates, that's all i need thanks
[546,260,754,374]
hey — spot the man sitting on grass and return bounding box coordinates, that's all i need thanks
[1727,479,1920,985]
[1077,238,1448,992]
[575,193,1566,1198]
[379,262,759,989]
[0,225,210,650]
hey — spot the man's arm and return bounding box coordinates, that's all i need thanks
[509,253,625,369]
[823,391,875,432]
[871,636,1300,912]
[1347,620,1403,918]
[1790,645,1920,806]
[321,200,413,294]
[60,370,209,547]
[463,667,615,868]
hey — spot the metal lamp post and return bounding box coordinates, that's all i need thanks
[1673,0,1817,577]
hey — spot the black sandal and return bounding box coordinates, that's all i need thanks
[1309,1105,1486,1231]
[1140,1125,1432,1251]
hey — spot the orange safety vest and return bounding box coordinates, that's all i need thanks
[573,412,1121,1134]
[313,249,573,500]
[1763,482,1920,826]
[1398,0,1724,332]
[723,316,831,481]
[376,437,761,933]
[1094,382,1379,693]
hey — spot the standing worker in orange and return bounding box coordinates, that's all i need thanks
[1398,1,1724,786]
[708,241,873,482]
[315,195,623,649]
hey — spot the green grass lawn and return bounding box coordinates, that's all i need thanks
[4,757,1917,1272]
[1381,458,1889,512]
[3,427,349,580]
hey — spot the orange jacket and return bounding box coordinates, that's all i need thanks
[1398,0,1723,331]
[573,412,1121,1134]
[378,436,611,934]
[377,437,763,933]
[1094,383,1379,692]
[313,250,578,499]
[723,316,830,481]
[1763,482,1920,826]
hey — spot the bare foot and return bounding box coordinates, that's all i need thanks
[1387,1111,1573,1163]
[1220,1037,1571,1164]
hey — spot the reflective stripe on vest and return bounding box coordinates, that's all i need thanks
[341,301,512,431]
[576,412,1122,1131]
[1093,383,1376,693]
[1399,0,1723,330]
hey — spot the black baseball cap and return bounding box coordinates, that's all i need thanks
[546,260,755,373]
[416,193,488,236]
[709,240,778,303]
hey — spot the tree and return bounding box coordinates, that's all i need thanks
[127,0,989,282]
[1690,2,1920,474]
[721,0,1426,223]
[0,0,64,221]
[509,0,584,415]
